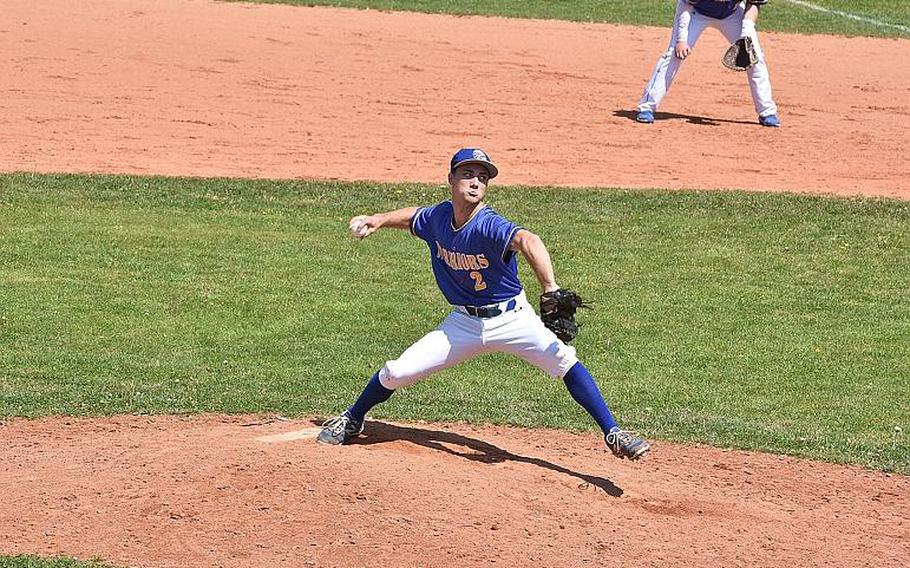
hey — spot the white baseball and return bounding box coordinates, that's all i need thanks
[350,220,368,238]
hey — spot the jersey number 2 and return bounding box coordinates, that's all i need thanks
[469,271,487,291]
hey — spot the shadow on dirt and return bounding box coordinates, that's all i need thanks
[613,109,755,126]
[329,419,623,497]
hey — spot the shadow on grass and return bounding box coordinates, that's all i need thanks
[613,108,756,126]
[315,418,623,497]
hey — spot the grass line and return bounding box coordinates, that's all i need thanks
[783,0,910,34]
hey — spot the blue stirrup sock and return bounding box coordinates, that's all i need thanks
[562,361,619,434]
[347,371,395,423]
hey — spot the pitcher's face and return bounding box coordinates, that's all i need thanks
[449,165,490,205]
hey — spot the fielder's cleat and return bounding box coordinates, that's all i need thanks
[605,428,651,460]
[317,412,364,445]
[635,109,655,124]
[759,114,780,128]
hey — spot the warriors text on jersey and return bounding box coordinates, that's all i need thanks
[411,201,522,307]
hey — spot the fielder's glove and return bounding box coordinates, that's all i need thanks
[539,288,591,343]
[722,36,758,71]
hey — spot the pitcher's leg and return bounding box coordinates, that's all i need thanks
[317,371,393,445]
[493,309,578,378]
[563,362,650,460]
[347,372,394,423]
[379,312,483,390]
[318,312,483,445]
[491,311,649,460]
[562,361,617,433]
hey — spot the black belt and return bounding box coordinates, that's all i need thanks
[462,299,517,318]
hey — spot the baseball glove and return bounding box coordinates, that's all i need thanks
[539,288,591,343]
[722,36,758,71]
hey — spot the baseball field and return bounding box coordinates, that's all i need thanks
[1,1,908,567]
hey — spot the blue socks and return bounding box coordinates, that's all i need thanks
[562,362,619,434]
[347,371,395,423]
[347,364,616,434]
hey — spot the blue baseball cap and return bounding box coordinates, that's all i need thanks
[450,148,498,179]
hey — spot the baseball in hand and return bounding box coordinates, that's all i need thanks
[350,217,370,239]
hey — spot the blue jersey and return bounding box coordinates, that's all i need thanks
[688,0,739,19]
[411,201,523,307]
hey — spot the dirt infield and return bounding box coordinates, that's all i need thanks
[2,0,909,198]
[1,1,909,567]
[2,415,908,568]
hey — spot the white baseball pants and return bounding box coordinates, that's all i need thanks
[637,3,778,118]
[377,292,579,389]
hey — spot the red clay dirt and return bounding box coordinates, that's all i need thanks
[2,415,908,568]
[1,0,909,198]
[1,1,909,567]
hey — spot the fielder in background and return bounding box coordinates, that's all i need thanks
[317,148,651,461]
[636,0,780,127]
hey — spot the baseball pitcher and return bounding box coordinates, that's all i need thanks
[317,148,650,461]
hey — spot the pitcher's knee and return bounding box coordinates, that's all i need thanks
[378,361,425,390]
[536,341,579,379]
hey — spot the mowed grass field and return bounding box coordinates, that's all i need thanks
[2,174,908,475]
[236,0,910,38]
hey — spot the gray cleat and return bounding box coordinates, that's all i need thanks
[317,412,364,445]
[605,429,651,460]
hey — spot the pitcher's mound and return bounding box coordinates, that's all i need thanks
[1,415,907,567]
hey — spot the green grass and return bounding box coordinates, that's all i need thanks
[0,556,115,568]
[1,173,908,473]
[227,0,910,38]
